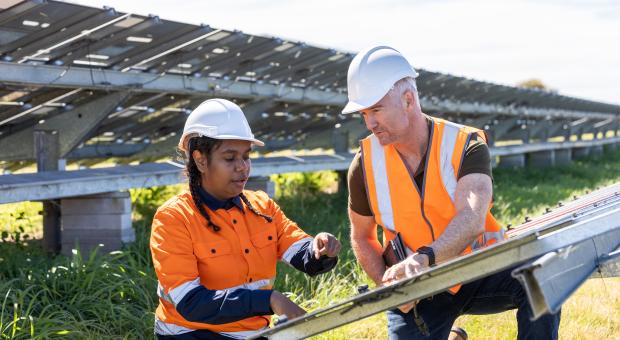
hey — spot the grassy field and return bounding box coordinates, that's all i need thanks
[1,149,620,339]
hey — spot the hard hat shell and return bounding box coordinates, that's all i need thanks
[342,46,418,114]
[178,98,264,155]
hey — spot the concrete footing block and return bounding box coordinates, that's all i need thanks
[554,149,572,166]
[603,143,618,153]
[60,191,133,256]
[591,145,604,158]
[572,147,591,159]
[245,177,276,197]
[528,150,555,168]
[498,154,526,168]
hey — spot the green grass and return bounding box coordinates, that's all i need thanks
[0,201,41,237]
[0,225,157,338]
[2,149,620,338]
[492,149,620,226]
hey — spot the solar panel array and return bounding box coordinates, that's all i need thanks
[1,0,619,169]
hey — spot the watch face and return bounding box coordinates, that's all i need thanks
[417,246,435,266]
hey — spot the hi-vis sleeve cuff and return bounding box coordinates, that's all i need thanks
[281,237,338,277]
[158,278,273,325]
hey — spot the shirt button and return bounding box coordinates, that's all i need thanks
[249,278,253,282]
[245,249,250,254]
[268,235,273,241]
[211,249,216,254]
[233,219,237,224]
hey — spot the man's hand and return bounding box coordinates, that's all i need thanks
[270,291,306,319]
[382,254,427,313]
[397,301,416,314]
[312,232,341,259]
[382,253,429,285]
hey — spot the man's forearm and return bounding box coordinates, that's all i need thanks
[351,237,386,286]
[430,208,485,264]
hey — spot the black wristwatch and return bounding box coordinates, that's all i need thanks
[416,246,436,266]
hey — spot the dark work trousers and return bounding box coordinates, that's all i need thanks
[387,265,561,340]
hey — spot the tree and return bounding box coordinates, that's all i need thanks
[517,78,548,90]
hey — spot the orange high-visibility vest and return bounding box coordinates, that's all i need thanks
[150,190,311,337]
[361,116,505,293]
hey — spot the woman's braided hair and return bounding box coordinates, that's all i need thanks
[239,193,272,223]
[184,136,272,232]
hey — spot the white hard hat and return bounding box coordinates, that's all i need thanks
[178,98,264,154]
[342,46,419,114]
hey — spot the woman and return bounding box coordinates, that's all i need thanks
[150,98,341,339]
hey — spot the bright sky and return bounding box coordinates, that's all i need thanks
[70,0,620,105]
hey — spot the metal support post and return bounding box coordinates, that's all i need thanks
[35,130,62,255]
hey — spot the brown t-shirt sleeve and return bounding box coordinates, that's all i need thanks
[347,133,493,217]
[347,151,373,216]
[458,134,493,181]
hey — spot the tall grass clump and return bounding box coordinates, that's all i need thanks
[0,185,183,339]
[0,234,158,338]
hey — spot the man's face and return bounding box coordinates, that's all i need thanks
[193,140,252,200]
[359,91,410,145]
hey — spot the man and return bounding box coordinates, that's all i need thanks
[344,46,560,340]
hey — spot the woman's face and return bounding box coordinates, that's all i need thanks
[193,139,252,200]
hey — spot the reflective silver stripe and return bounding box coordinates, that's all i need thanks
[154,316,194,336]
[228,278,273,291]
[155,278,274,336]
[157,282,174,305]
[439,121,462,202]
[220,328,267,339]
[158,278,202,307]
[369,134,396,232]
[282,237,313,264]
[158,276,273,307]
[471,230,506,250]
[470,238,483,250]
[155,317,267,337]
[484,230,506,243]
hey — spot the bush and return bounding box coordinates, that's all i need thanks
[271,171,338,199]
[0,202,42,236]
[130,185,184,224]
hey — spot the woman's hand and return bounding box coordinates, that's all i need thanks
[270,291,306,319]
[312,232,341,259]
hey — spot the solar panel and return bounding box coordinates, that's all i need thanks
[0,0,618,169]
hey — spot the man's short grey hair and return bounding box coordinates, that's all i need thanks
[389,77,420,109]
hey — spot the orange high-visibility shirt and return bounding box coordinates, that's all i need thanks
[150,189,319,338]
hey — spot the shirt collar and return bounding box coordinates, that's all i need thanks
[198,187,243,211]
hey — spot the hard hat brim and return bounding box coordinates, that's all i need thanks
[212,134,265,147]
[178,134,264,154]
[342,100,370,114]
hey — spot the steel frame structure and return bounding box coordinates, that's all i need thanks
[0,0,619,168]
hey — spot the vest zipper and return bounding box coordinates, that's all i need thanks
[420,121,436,242]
